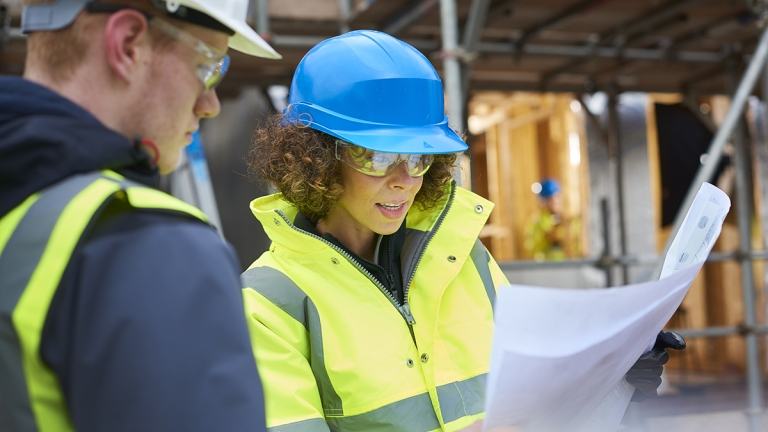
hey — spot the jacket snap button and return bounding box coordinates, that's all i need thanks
[406,358,414,368]
[421,353,429,363]
[273,218,281,226]
[331,257,340,265]
[447,255,456,263]
[475,204,484,213]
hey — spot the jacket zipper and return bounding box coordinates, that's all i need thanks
[402,183,457,306]
[275,211,418,344]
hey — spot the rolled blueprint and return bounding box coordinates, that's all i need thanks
[484,183,730,432]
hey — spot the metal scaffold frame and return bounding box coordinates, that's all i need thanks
[493,25,768,431]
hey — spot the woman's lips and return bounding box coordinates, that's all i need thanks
[376,202,407,219]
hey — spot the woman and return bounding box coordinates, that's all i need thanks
[242,30,503,431]
[241,30,674,432]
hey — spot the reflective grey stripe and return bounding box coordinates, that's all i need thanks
[436,374,487,425]
[469,239,496,310]
[241,266,309,330]
[326,392,440,432]
[241,267,344,418]
[268,417,330,432]
[306,300,343,417]
[0,172,105,432]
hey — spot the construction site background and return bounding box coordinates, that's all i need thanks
[4,0,768,430]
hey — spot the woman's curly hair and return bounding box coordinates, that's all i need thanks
[246,113,458,222]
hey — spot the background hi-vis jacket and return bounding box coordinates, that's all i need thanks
[242,184,510,431]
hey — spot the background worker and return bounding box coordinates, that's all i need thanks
[524,178,581,261]
[0,0,279,431]
[241,30,681,431]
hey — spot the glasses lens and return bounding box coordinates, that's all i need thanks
[198,55,230,91]
[149,18,230,92]
[337,141,434,177]
[342,145,398,176]
[404,154,434,177]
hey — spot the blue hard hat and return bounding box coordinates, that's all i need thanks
[283,30,467,154]
[539,179,561,198]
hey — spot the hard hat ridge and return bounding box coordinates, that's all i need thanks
[284,30,467,155]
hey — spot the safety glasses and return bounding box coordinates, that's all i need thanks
[85,2,230,92]
[335,140,434,177]
[148,18,230,92]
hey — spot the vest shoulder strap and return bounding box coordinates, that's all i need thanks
[0,170,209,432]
[102,170,209,222]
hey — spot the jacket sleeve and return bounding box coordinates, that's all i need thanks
[242,266,331,431]
[487,247,510,290]
[41,214,267,432]
[469,238,509,304]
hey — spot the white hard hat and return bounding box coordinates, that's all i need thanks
[22,0,281,59]
[159,0,280,58]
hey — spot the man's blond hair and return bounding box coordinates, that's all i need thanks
[24,0,170,82]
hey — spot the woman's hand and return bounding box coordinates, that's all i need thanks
[626,330,686,402]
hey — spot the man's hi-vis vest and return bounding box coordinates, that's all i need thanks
[0,171,208,432]
[242,184,510,432]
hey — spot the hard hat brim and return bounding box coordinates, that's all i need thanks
[285,102,467,154]
[330,126,468,155]
[227,21,281,59]
[178,0,281,59]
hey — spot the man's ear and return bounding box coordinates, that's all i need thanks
[103,10,152,84]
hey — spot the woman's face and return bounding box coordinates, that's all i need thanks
[321,161,423,249]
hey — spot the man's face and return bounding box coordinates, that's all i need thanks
[544,193,563,215]
[133,22,228,174]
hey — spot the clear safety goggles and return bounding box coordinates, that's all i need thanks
[148,18,230,92]
[335,140,435,177]
[85,2,230,92]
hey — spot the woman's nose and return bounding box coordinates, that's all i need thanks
[388,160,415,189]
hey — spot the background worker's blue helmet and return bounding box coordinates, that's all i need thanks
[283,30,467,154]
[539,179,561,199]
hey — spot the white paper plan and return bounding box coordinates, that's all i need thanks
[483,183,730,432]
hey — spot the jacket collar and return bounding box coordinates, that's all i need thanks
[0,76,157,219]
[250,184,494,259]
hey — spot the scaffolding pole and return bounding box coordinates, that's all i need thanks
[337,0,351,34]
[439,0,463,132]
[652,26,768,280]
[728,60,764,432]
[460,0,492,98]
[440,0,469,188]
[607,92,630,285]
[254,0,269,38]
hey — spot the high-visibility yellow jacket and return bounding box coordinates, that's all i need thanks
[524,210,582,261]
[0,170,208,432]
[242,184,509,431]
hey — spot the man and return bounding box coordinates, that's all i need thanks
[0,0,279,431]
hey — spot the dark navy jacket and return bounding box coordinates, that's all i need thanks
[0,76,267,431]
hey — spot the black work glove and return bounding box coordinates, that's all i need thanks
[626,330,686,402]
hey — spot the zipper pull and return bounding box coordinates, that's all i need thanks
[400,304,416,325]
[387,273,395,286]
